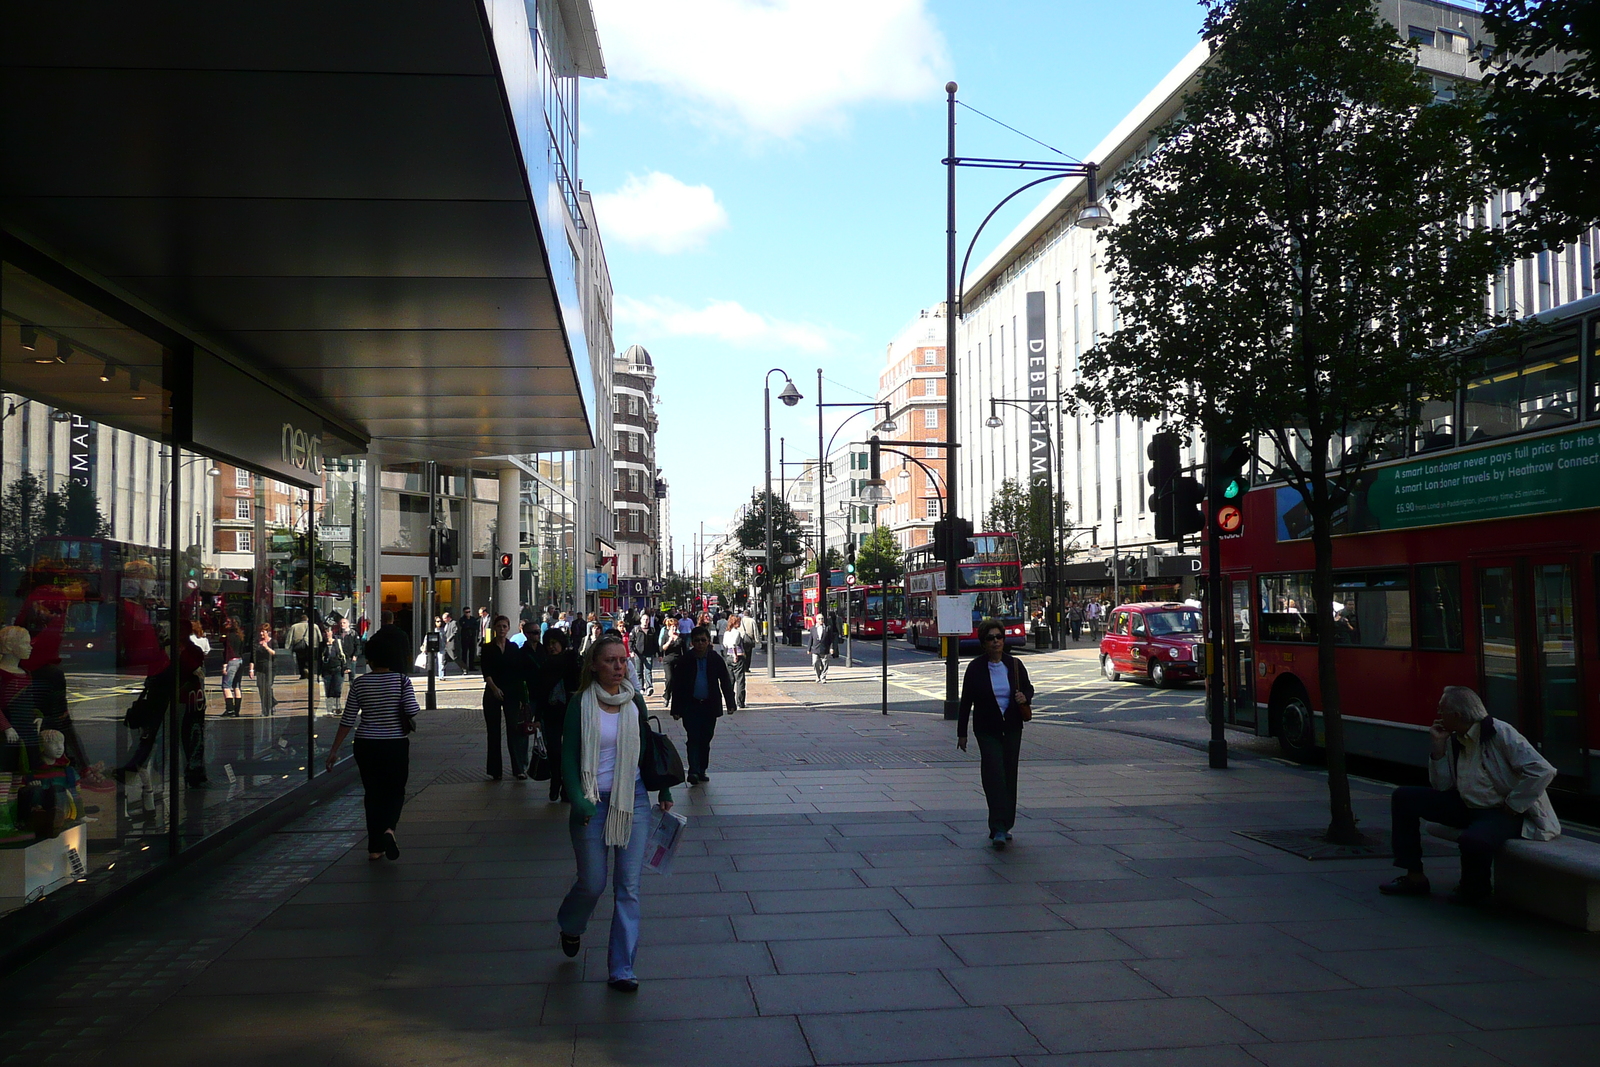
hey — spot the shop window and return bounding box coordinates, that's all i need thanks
[1331,570,1411,648]
[1258,573,1316,643]
[1416,563,1463,651]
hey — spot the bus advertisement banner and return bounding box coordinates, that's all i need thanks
[1275,424,1600,541]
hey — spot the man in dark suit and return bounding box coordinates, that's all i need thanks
[668,626,737,784]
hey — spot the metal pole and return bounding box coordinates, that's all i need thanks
[765,381,777,678]
[816,369,826,636]
[1205,433,1229,769]
[944,80,960,721]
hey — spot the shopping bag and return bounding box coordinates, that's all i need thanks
[642,806,688,875]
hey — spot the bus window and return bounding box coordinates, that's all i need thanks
[1258,573,1316,643]
[1415,564,1463,651]
[1331,570,1411,649]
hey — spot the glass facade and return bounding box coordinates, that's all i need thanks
[1,262,369,918]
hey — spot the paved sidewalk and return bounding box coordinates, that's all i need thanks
[1,691,1595,1067]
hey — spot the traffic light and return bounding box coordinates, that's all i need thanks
[1210,441,1252,535]
[436,528,459,569]
[497,552,513,581]
[1147,431,1181,540]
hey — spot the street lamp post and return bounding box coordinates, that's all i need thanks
[765,369,803,678]
[944,80,1108,718]
[986,397,1064,650]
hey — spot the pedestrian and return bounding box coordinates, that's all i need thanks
[481,615,531,781]
[668,626,736,783]
[1379,686,1559,905]
[219,616,248,717]
[323,626,420,861]
[536,628,582,802]
[723,612,752,710]
[250,623,277,716]
[808,614,837,683]
[957,618,1035,849]
[556,633,675,992]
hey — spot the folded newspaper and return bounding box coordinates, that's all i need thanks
[643,806,689,875]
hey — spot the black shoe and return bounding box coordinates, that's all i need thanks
[607,978,639,993]
[1378,875,1431,897]
[560,933,581,958]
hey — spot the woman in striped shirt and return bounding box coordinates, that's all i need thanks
[324,626,418,860]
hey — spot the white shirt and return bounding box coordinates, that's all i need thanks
[596,707,621,794]
[988,660,1011,711]
[1455,722,1501,810]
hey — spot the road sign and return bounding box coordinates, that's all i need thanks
[1216,505,1242,533]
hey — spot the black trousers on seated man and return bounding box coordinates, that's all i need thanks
[1392,786,1524,893]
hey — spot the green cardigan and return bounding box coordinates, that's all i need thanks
[561,691,673,822]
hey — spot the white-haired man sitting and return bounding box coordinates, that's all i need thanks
[1381,685,1560,905]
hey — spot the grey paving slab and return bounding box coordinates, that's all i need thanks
[1012,997,1266,1054]
[751,968,966,1014]
[1213,987,1470,1042]
[573,1016,813,1067]
[1050,898,1230,929]
[733,907,906,941]
[943,929,1140,966]
[1243,1032,1508,1067]
[769,935,965,974]
[801,1006,1046,1063]
[1126,953,1351,997]
[1461,1024,1600,1067]
[941,960,1166,1007]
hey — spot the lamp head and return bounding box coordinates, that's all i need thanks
[777,379,802,407]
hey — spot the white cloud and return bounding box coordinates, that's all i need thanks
[616,295,836,353]
[592,0,949,137]
[593,172,729,254]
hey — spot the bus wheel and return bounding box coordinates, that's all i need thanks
[1150,660,1169,688]
[1101,655,1120,682]
[1276,686,1317,762]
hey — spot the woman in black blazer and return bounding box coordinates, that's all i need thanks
[957,618,1035,847]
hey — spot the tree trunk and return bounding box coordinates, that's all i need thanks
[1309,442,1364,845]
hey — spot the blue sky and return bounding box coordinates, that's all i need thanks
[582,0,1209,565]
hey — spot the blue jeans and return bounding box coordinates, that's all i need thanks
[558,776,651,981]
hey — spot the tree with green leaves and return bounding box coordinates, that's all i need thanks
[855,525,903,584]
[981,477,1064,568]
[734,490,806,579]
[1072,0,1509,844]
[1479,0,1600,251]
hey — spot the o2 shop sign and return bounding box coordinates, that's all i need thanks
[281,422,324,476]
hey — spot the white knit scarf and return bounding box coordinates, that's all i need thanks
[580,681,641,846]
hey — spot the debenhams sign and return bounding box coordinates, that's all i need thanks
[188,350,335,487]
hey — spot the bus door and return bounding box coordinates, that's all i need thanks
[1226,574,1258,731]
[1474,556,1586,779]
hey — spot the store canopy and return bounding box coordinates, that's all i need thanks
[1,1,595,460]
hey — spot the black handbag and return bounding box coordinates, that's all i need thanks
[640,712,685,790]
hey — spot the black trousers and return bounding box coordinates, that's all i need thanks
[976,730,1023,835]
[353,737,410,854]
[1391,786,1524,892]
[681,707,719,776]
[540,703,566,800]
[483,691,529,780]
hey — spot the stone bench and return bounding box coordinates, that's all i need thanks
[1424,822,1600,931]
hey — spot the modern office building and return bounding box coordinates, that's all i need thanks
[953,0,1597,596]
[0,0,619,939]
[875,305,948,551]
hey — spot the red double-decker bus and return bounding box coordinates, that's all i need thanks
[904,532,1028,652]
[826,583,907,640]
[1216,294,1599,796]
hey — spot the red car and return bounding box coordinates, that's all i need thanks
[1099,602,1204,687]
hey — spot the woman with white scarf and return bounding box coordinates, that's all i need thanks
[556,633,674,992]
